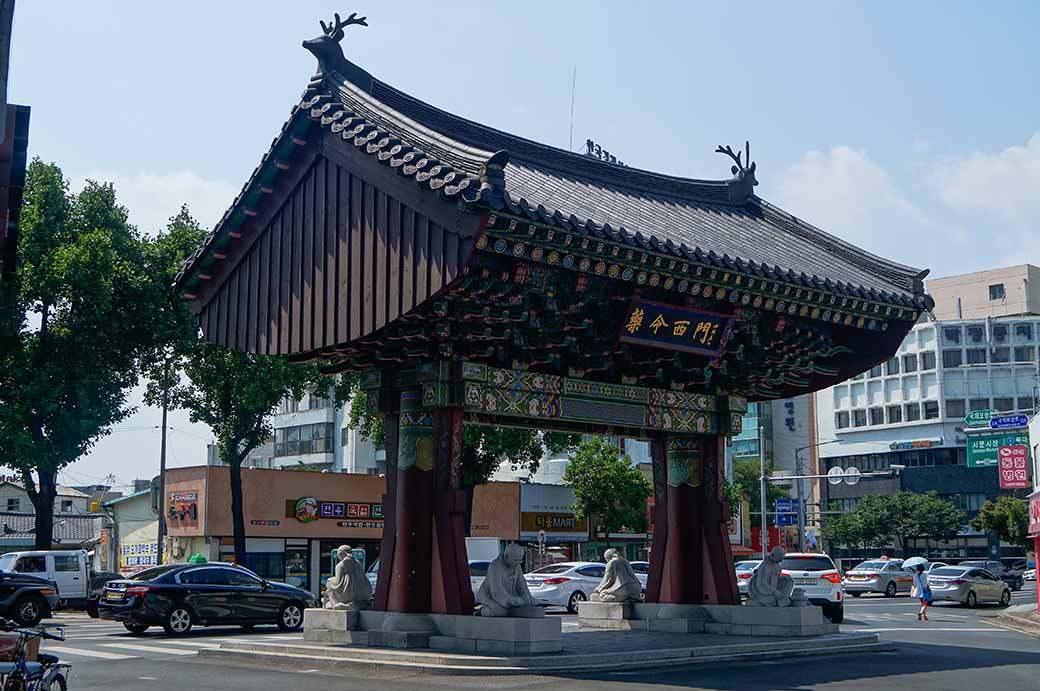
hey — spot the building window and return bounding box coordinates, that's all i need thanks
[904,403,921,422]
[945,399,966,419]
[835,412,850,430]
[1017,396,1035,412]
[966,325,985,344]
[992,324,1009,343]
[852,410,867,427]
[943,327,962,345]
[886,405,903,424]
[920,351,936,370]
[991,347,1010,364]
[869,365,883,378]
[942,350,962,368]
[993,397,1014,412]
[966,348,987,365]
[922,401,939,420]
[308,388,334,410]
[902,354,918,373]
[989,283,1006,300]
[279,397,300,414]
[274,422,336,456]
[869,408,885,425]
[968,397,990,412]
[1015,323,1033,341]
[885,359,901,376]
[60,500,73,512]
[1014,346,1034,362]
[5,498,18,512]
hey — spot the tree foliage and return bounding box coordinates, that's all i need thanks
[730,457,789,527]
[971,496,1030,548]
[0,160,163,547]
[823,492,965,555]
[563,437,652,538]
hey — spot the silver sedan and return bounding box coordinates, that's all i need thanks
[927,566,1011,608]
[735,560,761,596]
[843,559,912,597]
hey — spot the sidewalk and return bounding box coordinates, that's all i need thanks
[986,604,1040,639]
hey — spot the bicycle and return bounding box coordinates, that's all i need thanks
[0,618,70,691]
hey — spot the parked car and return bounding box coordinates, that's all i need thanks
[926,562,949,573]
[1023,568,1036,581]
[927,566,1011,607]
[630,561,650,591]
[958,560,1024,591]
[365,559,487,594]
[0,550,95,610]
[524,562,605,613]
[843,559,912,598]
[735,560,761,597]
[0,570,59,625]
[86,571,122,618]
[779,553,845,623]
[98,563,318,635]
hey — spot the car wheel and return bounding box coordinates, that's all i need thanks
[1013,580,1022,592]
[824,603,844,624]
[567,591,587,614]
[277,602,304,632]
[12,595,43,626]
[163,606,194,635]
[884,582,897,598]
[1000,589,1011,607]
[965,591,978,608]
[849,592,861,598]
[123,622,149,635]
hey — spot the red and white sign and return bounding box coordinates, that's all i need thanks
[1029,495,1040,537]
[997,445,1030,489]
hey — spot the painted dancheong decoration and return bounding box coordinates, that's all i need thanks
[174,11,932,616]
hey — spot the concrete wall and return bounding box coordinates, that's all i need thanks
[928,265,1040,320]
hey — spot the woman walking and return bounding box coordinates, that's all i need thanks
[912,564,932,621]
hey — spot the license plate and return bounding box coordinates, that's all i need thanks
[794,578,816,585]
[847,575,865,581]
[104,591,123,601]
[525,580,540,586]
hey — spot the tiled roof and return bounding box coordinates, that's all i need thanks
[176,49,931,311]
[0,513,104,544]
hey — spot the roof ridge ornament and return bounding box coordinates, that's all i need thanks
[715,141,759,204]
[303,12,368,78]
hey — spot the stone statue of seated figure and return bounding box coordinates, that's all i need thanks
[322,544,373,610]
[476,543,544,617]
[591,548,643,603]
[746,546,807,607]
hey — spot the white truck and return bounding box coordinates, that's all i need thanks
[0,549,96,610]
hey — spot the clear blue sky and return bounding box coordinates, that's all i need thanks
[7,1,1040,487]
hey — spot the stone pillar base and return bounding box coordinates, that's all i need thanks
[302,608,562,652]
[577,603,838,637]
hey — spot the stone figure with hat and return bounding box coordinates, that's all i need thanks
[591,548,643,603]
[322,544,373,610]
[746,546,807,607]
[476,543,544,617]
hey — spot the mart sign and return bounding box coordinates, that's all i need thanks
[967,432,1029,468]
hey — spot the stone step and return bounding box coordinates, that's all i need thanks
[197,634,893,676]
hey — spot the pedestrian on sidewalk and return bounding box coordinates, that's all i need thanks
[912,564,932,621]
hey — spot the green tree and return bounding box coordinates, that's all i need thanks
[0,160,159,547]
[971,496,1030,548]
[339,379,576,533]
[731,457,789,528]
[828,492,964,556]
[563,437,652,540]
[822,507,864,550]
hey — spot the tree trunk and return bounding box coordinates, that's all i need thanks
[462,484,475,537]
[29,468,58,549]
[229,459,247,565]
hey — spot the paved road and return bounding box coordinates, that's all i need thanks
[38,584,1040,690]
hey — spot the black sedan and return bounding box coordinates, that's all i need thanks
[98,563,318,635]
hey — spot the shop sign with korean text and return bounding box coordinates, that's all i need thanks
[1029,495,1040,537]
[998,445,1031,489]
[619,301,731,356]
[967,432,1030,467]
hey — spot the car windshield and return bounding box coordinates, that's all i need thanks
[959,561,984,568]
[532,564,571,574]
[127,564,182,581]
[852,561,889,571]
[930,567,968,577]
[779,556,835,572]
[0,555,15,572]
[735,561,760,571]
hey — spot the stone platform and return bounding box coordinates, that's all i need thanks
[303,609,561,654]
[578,602,838,637]
[197,629,891,676]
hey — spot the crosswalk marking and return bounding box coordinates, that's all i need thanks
[101,643,197,656]
[48,646,135,660]
[165,640,223,649]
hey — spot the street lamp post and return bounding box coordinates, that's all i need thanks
[793,439,841,552]
[759,421,768,561]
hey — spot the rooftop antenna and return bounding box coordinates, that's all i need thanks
[568,66,577,151]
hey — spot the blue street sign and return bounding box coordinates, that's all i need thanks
[774,498,799,513]
[989,414,1028,429]
[775,513,797,526]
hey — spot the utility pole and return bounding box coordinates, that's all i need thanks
[796,451,806,552]
[156,362,170,567]
[758,421,768,561]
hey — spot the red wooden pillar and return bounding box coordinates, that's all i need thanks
[645,434,739,605]
[376,390,471,614]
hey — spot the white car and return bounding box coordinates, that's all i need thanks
[364,559,486,593]
[780,552,845,623]
[630,561,650,591]
[524,562,607,613]
[735,560,761,596]
[1022,568,1036,581]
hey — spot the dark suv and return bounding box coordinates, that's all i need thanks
[98,563,318,635]
[0,570,59,625]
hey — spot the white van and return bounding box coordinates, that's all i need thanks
[0,550,91,608]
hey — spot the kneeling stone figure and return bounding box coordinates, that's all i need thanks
[591,548,643,603]
[476,543,544,617]
[746,546,807,607]
[322,544,373,610]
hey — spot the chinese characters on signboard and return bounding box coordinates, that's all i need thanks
[619,301,731,356]
[997,445,1030,489]
[119,542,157,573]
[1030,496,1040,537]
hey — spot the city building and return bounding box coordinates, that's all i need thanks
[813,264,1040,562]
[104,490,159,575]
